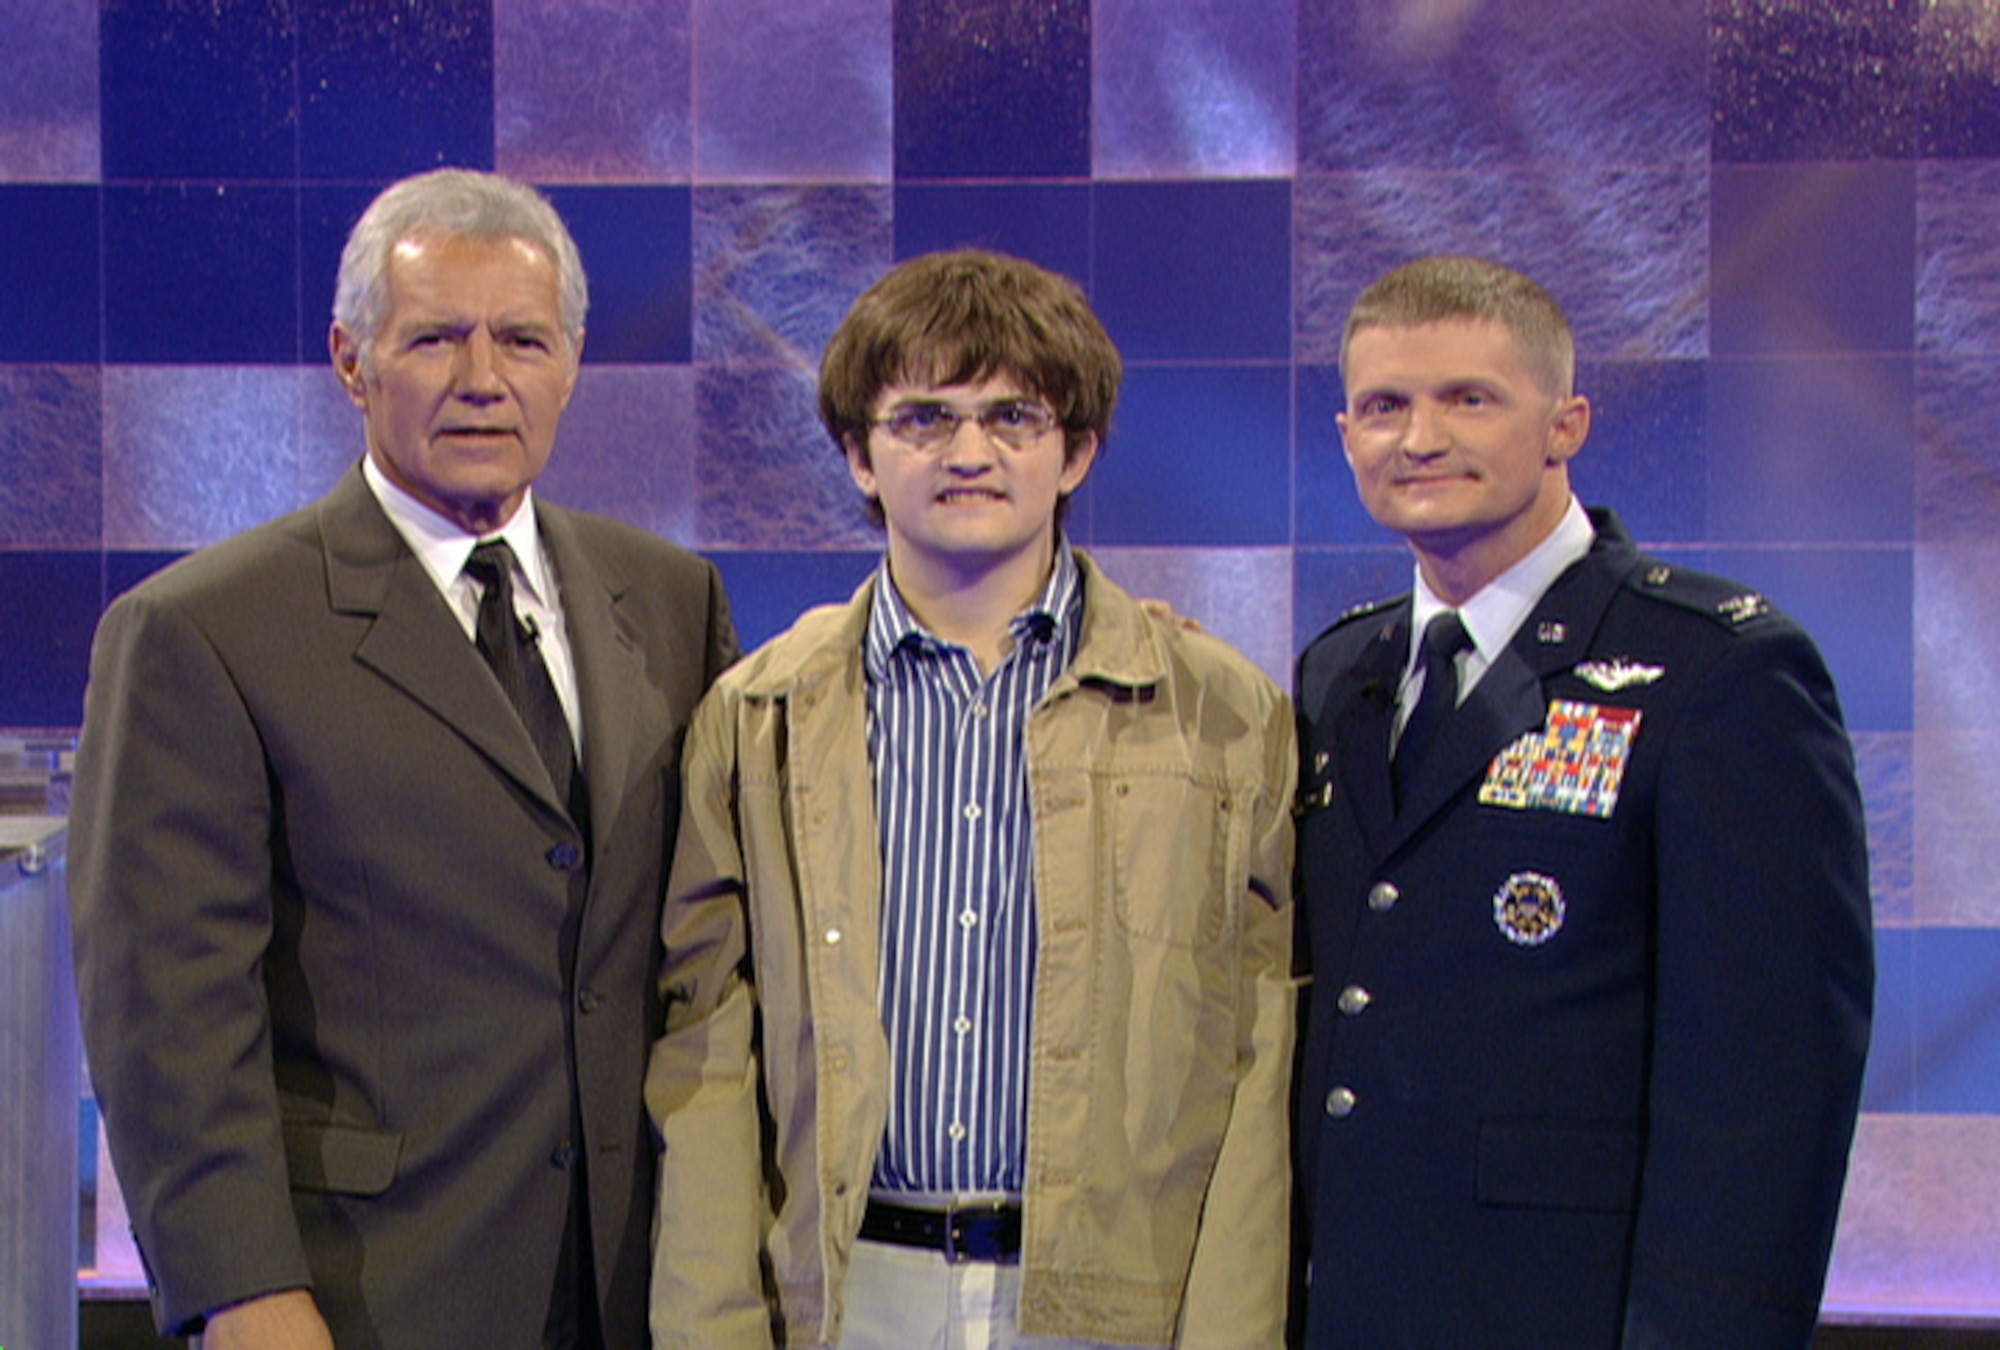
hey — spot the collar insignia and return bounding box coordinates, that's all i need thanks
[1717,592,1771,624]
[1574,658,1664,692]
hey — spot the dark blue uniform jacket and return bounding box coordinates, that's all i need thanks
[1294,509,1873,1349]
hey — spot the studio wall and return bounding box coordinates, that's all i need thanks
[1,0,1996,1323]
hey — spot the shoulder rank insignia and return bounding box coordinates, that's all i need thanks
[1574,658,1664,692]
[1494,871,1566,946]
[1717,592,1771,625]
[1336,596,1400,628]
[1480,699,1642,818]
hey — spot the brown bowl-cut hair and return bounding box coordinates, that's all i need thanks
[819,249,1123,499]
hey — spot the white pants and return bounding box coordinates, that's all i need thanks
[836,1238,1149,1350]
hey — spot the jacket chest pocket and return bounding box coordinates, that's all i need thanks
[1106,772,1238,947]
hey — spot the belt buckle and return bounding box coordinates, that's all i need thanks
[943,1200,1015,1265]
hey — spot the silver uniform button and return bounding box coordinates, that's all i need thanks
[1367,881,1399,912]
[1336,984,1372,1015]
[1325,1086,1357,1118]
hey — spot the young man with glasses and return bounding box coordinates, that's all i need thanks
[645,249,1296,1348]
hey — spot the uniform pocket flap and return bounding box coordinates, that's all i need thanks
[1477,1119,1639,1212]
[282,1119,403,1196]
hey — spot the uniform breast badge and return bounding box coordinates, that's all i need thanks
[1574,658,1663,692]
[1494,871,1566,946]
[1479,699,1642,818]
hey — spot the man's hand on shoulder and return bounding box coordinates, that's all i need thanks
[199,1289,335,1350]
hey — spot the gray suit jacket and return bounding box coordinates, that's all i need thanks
[70,464,738,1348]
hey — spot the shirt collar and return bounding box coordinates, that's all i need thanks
[1409,496,1594,673]
[865,537,1083,681]
[361,454,554,605]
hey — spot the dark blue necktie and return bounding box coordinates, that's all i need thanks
[1394,611,1471,810]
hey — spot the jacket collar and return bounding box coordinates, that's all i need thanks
[733,547,1167,700]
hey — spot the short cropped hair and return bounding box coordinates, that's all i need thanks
[1341,255,1575,397]
[333,168,588,354]
[818,249,1122,466]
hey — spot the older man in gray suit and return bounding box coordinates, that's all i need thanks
[69,169,736,1350]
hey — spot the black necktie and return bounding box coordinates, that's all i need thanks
[464,540,585,823]
[1394,611,1472,809]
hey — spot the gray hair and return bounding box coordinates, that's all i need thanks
[333,168,588,351]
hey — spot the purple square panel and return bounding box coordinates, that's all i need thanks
[0,550,98,725]
[105,184,299,366]
[1091,180,1290,362]
[1712,162,1916,357]
[0,365,100,549]
[694,365,875,551]
[100,0,297,180]
[1093,0,1295,179]
[1919,3,2000,158]
[894,0,1089,180]
[544,186,692,364]
[102,367,312,551]
[1086,363,1289,547]
[299,0,493,180]
[495,0,692,183]
[1712,0,1916,163]
[1706,354,1915,545]
[693,185,890,367]
[0,0,98,180]
[694,0,890,183]
[0,186,99,363]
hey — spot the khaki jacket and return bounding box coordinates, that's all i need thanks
[647,552,1296,1348]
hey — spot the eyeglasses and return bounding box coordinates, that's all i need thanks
[870,399,1062,451]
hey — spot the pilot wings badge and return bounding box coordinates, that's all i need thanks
[1573,658,1664,692]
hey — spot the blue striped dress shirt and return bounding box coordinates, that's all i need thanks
[864,541,1084,1195]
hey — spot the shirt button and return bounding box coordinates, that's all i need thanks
[577,989,603,1014]
[1367,881,1400,912]
[971,702,990,718]
[825,927,843,945]
[958,910,979,929]
[964,802,983,822]
[1336,985,1372,1016]
[948,1122,968,1142]
[551,1140,577,1168]
[1325,1087,1357,1118]
[546,842,582,871]
[954,1016,972,1035]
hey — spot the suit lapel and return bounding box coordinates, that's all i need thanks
[1387,644,1545,838]
[319,466,570,816]
[540,504,667,852]
[1325,610,1407,860]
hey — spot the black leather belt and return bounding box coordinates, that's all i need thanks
[859,1198,1022,1264]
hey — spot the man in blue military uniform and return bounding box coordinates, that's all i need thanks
[1293,255,1873,1348]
